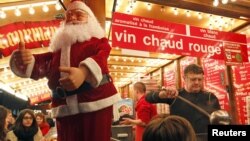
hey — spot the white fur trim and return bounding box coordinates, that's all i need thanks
[65,95,79,115]
[51,93,122,118]
[60,45,71,77]
[79,58,102,88]
[67,1,85,11]
[9,52,35,78]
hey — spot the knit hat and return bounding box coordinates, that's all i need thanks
[67,0,94,17]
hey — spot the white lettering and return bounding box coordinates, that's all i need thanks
[142,34,183,50]
[143,36,151,46]
[115,32,123,41]
[133,17,139,21]
[200,29,206,33]
[188,42,221,56]
[212,129,247,136]
[212,129,219,136]
[207,29,218,35]
[114,30,136,43]
[241,131,247,136]
[140,18,153,24]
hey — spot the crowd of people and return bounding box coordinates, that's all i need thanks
[146,64,221,141]
[0,105,57,141]
[2,61,225,141]
[1,0,225,140]
[113,64,222,141]
[1,63,223,141]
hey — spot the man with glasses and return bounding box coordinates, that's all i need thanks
[146,64,221,141]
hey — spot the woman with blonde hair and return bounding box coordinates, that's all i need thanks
[143,114,197,141]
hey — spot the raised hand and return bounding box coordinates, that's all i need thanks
[14,41,33,66]
[59,66,89,91]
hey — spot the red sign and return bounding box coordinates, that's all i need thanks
[202,58,229,111]
[0,20,61,57]
[163,62,177,87]
[29,92,51,105]
[223,42,243,65]
[232,63,250,124]
[112,12,248,64]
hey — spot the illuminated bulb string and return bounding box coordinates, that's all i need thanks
[0,0,61,18]
[213,0,237,7]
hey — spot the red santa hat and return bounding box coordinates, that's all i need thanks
[67,0,94,17]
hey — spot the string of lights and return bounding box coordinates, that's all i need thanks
[0,0,62,18]
[213,0,237,7]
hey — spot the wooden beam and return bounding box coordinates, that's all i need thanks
[230,22,250,32]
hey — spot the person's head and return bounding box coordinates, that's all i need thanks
[15,109,37,128]
[0,105,8,140]
[65,0,90,25]
[50,0,105,52]
[35,112,46,126]
[183,64,204,93]
[6,109,14,125]
[143,114,197,141]
[133,82,146,100]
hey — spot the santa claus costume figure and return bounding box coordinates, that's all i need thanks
[10,0,121,141]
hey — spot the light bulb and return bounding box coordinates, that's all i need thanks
[55,3,61,11]
[213,0,219,7]
[42,5,49,12]
[0,11,6,19]
[222,0,228,4]
[198,12,203,19]
[15,8,21,16]
[29,6,35,15]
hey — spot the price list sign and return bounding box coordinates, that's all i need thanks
[163,62,177,87]
[232,63,250,124]
[202,58,229,111]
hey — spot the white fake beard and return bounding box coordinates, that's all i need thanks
[50,17,105,52]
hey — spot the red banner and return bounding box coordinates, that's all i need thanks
[163,62,177,87]
[0,20,61,57]
[112,13,248,64]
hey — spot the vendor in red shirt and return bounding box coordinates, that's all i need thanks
[120,82,157,141]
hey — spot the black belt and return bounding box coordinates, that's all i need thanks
[52,74,111,99]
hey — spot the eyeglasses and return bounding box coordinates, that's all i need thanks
[23,116,33,120]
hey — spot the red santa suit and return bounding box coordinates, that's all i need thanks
[10,1,120,141]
